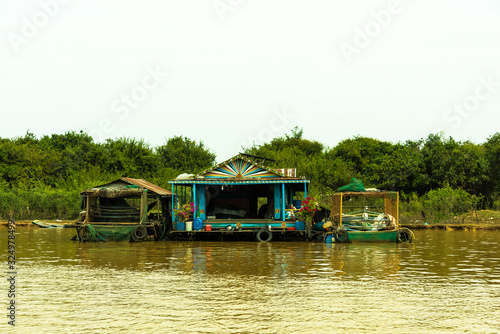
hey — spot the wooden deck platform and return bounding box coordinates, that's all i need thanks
[168,227,311,242]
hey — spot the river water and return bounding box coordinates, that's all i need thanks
[2,228,499,333]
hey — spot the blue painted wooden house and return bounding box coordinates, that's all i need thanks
[168,154,310,233]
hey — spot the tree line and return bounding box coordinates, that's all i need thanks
[0,131,216,220]
[1,129,499,222]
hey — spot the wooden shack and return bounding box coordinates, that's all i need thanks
[168,153,310,241]
[76,178,172,241]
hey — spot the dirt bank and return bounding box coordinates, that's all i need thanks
[401,210,500,230]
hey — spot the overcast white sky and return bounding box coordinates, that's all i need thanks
[1,0,500,161]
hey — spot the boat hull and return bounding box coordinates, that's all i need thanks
[345,229,398,242]
[32,220,65,228]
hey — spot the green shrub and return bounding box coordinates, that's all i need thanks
[421,185,478,222]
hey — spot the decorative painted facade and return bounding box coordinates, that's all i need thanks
[199,155,283,179]
[168,154,309,225]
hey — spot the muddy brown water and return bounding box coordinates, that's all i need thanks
[1,228,499,333]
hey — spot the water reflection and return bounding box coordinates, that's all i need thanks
[325,243,410,279]
[2,227,499,333]
[398,229,500,283]
[12,228,500,284]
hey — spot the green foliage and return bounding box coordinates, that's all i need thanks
[484,133,500,200]
[156,136,216,172]
[399,192,425,223]
[326,136,394,180]
[243,127,331,198]
[1,129,499,221]
[99,137,157,177]
[0,132,214,220]
[421,185,479,222]
[420,134,488,195]
[400,186,479,223]
[0,187,80,220]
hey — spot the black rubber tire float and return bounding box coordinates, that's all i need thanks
[256,228,273,242]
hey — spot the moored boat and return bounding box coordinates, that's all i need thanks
[32,220,66,228]
[328,191,414,243]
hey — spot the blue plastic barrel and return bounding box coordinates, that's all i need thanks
[325,234,334,243]
[193,218,203,231]
[176,222,185,231]
[295,221,305,230]
[313,222,325,231]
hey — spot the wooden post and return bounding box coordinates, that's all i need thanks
[85,194,90,224]
[396,192,399,227]
[140,190,148,224]
[340,193,343,227]
[330,194,334,224]
[157,196,160,221]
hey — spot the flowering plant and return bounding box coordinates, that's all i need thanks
[174,202,195,222]
[297,197,319,223]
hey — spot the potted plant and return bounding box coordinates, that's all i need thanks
[174,202,195,223]
[297,197,319,239]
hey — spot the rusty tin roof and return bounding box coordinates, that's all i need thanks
[84,178,172,196]
[121,178,172,196]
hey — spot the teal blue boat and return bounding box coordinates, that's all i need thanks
[32,220,65,228]
[330,191,414,243]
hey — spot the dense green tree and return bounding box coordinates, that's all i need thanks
[99,137,157,177]
[485,133,500,180]
[243,128,339,196]
[0,135,61,189]
[324,136,396,188]
[38,131,99,180]
[420,133,488,196]
[156,136,216,173]
[484,133,500,204]
[369,140,425,192]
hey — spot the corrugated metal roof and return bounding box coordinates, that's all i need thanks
[121,178,172,196]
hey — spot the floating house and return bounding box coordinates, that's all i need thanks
[168,154,310,241]
[76,178,172,242]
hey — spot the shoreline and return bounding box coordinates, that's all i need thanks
[0,220,76,227]
[2,220,500,230]
[401,223,500,230]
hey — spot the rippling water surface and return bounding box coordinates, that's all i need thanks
[2,228,499,333]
